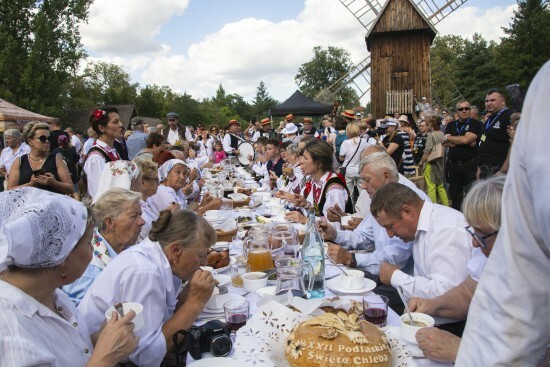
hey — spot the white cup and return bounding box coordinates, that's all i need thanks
[339,270,365,290]
[105,302,144,332]
[242,272,268,292]
[400,312,435,345]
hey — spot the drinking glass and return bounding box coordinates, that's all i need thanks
[230,262,246,287]
[221,198,233,214]
[224,300,250,337]
[272,230,299,258]
[363,295,389,327]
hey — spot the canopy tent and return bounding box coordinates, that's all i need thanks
[0,98,57,133]
[269,90,334,116]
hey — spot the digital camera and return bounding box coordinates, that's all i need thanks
[186,320,232,360]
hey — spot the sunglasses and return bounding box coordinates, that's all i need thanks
[35,135,53,143]
[457,107,471,112]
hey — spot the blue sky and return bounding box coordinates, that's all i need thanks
[80,0,519,105]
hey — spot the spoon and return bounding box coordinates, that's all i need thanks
[216,283,229,295]
[259,268,277,279]
[114,302,124,317]
[325,253,350,276]
[396,286,414,325]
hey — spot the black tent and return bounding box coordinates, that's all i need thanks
[269,90,333,116]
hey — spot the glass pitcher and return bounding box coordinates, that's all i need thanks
[274,257,314,299]
[243,232,274,272]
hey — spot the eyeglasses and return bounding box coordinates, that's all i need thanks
[465,226,498,250]
[457,107,471,112]
[35,135,53,143]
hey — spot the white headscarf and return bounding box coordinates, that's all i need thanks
[0,187,88,271]
[158,159,188,183]
[93,161,141,204]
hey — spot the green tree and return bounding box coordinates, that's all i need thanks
[79,61,138,106]
[430,35,466,109]
[135,85,175,118]
[0,0,91,116]
[454,34,500,108]
[252,81,278,118]
[496,0,550,90]
[295,46,359,108]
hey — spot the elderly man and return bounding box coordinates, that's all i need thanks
[302,117,319,137]
[252,118,277,141]
[371,183,471,300]
[126,116,149,160]
[443,100,482,210]
[320,152,430,275]
[162,112,192,145]
[478,89,513,178]
[0,129,30,188]
[222,119,242,157]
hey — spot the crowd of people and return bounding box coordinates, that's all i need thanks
[0,61,549,366]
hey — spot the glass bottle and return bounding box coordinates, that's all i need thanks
[301,207,325,298]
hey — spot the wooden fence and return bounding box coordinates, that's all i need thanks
[386,89,413,114]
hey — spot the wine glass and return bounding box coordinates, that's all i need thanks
[224,299,250,338]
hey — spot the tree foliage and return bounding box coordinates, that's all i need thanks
[252,81,278,119]
[0,0,91,116]
[295,46,359,108]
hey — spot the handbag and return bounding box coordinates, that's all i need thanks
[339,138,362,176]
[427,134,444,162]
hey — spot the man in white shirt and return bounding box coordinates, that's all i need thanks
[162,112,193,145]
[0,129,30,188]
[322,152,430,275]
[456,61,550,366]
[65,127,82,154]
[222,120,242,157]
[370,182,472,300]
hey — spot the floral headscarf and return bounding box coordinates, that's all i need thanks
[158,159,188,183]
[93,161,141,204]
[0,187,87,271]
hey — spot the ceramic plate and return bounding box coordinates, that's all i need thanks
[204,293,246,312]
[325,277,376,294]
[213,256,236,274]
[385,326,425,357]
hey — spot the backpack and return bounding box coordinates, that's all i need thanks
[334,131,348,163]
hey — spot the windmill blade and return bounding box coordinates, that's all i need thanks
[414,0,469,26]
[315,56,372,104]
[339,0,385,30]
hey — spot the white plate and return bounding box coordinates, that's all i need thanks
[204,292,246,312]
[385,326,425,357]
[212,256,236,273]
[190,357,242,366]
[325,276,376,294]
[214,274,231,286]
[203,210,223,221]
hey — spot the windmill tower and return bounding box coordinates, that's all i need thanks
[316,0,468,117]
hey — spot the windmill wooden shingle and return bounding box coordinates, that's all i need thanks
[366,0,437,119]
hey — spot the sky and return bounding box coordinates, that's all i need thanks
[79,0,518,105]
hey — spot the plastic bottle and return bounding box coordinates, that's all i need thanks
[301,207,325,298]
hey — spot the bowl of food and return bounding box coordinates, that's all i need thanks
[400,312,435,345]
[242,272,268,292]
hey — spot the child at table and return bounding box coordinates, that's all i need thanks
[213,140,227,163]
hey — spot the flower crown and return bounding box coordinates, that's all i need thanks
[93,109,106,121]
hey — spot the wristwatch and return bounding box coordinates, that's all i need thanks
[444,135,449,142]
[349,253,357,268]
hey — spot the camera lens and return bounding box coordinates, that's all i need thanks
[209,334,232,356]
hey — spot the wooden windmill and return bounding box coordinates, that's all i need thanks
[316,0,468,118]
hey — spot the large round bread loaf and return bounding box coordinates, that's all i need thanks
[285,312,391,367]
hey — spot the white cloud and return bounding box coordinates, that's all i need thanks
[79,0,516,105]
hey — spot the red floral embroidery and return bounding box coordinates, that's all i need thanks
[93,109,106,121]
[304,181,312,198]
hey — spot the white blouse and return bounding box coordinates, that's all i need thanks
[0,281,93,367]
[78,238,182,367]
[83,140,120,200]
[147,184,187,216]
[302,171,348,220]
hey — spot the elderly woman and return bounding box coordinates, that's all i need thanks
[0,187,137,366]
[285,139,351,224]
[7,121,73,194]
[408,176,505,363]
[83,106,124,200]
[63,188,144,305]
[419,112,449,206]
[79,209,216,366]
[0,129,30,189]
[147,159,190,215]
[275,143,304,196]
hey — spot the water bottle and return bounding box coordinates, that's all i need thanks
[301,207,325,298]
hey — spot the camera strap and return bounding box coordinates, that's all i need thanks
[161,330,191,367]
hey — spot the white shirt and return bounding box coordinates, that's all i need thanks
[466,248,487,283]
[79,238,182,367]
[83,140,120,200]
[0,282,93,367]
[335,175,430,275]
[70,135,82,153]
[82,137,95,155]
[390,201,472,299]
[223,133,240,154]
[340,138,369,177]
[0,143,30,178]
[147,184,187,216]
[197,137,214,158]
[456,61,550,367]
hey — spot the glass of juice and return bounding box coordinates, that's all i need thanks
[363,295,389,327]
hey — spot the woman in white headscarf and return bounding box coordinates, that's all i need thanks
[146,159,189,215]
[0,187,138,366]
